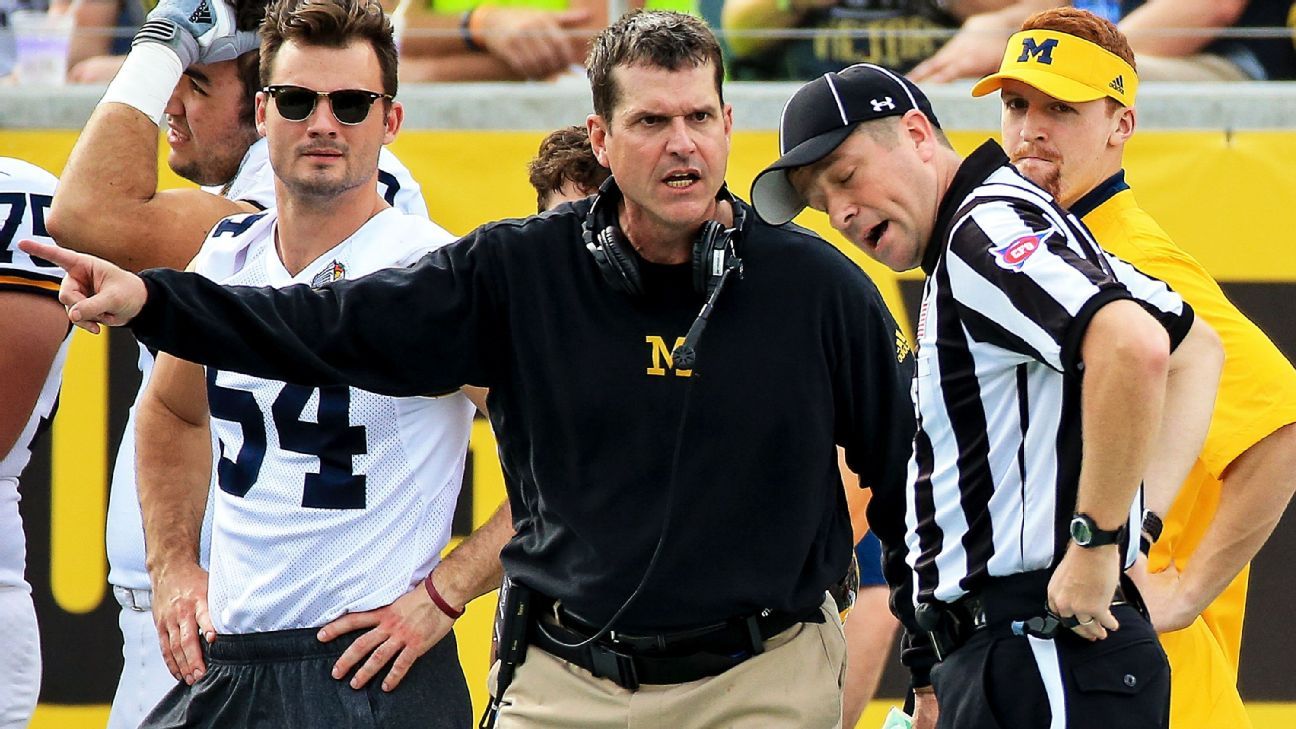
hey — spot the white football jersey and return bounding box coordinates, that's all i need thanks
[193,208,472,632]
[0,158,70,590]
[105,142,430,590]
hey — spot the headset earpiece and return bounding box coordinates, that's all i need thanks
[583,179,744,297]
[692,220,732,297]
[598,226,643,295]
[582,182,643,295]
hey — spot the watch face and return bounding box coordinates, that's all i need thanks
[1070,516,1093,545]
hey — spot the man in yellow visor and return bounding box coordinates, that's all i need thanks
[976,9,1296,729]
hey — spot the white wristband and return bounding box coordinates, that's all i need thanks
[99,43,185,126]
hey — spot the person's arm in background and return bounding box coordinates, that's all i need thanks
[59,0,120,81]
[720,0,837,58]
[833,268,919,725]
[1118,0,1248,57]
[1139,317,1223,518]
[1138,423,1296,633]
[48,0,260,272]
[722,0,1012,58]
[844,583,901,727]
[136,352,217,686]
[1127,259,1296,632]
[394,0,603,81]
[841,447,868,542]
[908,0,1055,82]
[839,450,902,729]
[48,97,257,271]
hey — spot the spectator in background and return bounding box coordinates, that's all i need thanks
[1118,0,1296,80]
[720,0,1005,81]
[59,0,146,83]
[394,0,594,81]
[393,0,693,82]
[1,0,55,81]
[910,0,1296,82]
[1,2,22,80]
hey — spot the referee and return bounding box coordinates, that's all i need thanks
[751,64,1224,728]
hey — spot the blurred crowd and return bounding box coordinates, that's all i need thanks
[2,0,1295,85]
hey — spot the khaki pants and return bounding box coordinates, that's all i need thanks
[489,596,846,729]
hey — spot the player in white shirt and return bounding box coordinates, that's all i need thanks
[0,158,70,728]
[46,0,500,725]
[104,136,432,729]
[129,1,484,725]
[133,204,475,724]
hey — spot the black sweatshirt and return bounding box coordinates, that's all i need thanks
[130,195,916,631]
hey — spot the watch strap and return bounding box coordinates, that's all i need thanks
[1141,510,1164,543]
[1073,513,1127,548]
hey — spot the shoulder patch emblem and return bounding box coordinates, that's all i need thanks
[992,226,1055,271]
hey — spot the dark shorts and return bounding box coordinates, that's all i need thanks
[142,626,471,729]
[930,602,1169,729]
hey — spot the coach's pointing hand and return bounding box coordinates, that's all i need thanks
[18,241,148,333]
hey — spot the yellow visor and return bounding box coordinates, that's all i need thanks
[972,29,1138,107]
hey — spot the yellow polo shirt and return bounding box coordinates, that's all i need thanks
[1080,175,1296,729]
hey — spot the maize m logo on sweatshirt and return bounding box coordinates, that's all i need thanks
[645,335,693,377]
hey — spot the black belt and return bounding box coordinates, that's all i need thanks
[915,570,1133,661]
[530,603,825,690]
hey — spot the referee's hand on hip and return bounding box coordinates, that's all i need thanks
[1046,542,1122,641]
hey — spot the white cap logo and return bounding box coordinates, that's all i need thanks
[870,96,896,112]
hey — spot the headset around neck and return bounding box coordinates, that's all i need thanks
[581,176,746,298]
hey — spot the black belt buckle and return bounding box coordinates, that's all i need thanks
[589,644,639,691]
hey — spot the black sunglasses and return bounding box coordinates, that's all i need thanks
[262,85,393,125]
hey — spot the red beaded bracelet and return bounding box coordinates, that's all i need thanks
[424,574,464,620]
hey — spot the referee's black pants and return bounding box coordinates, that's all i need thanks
[930,591,1169,728]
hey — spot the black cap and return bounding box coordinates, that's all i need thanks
[751,63,940,225]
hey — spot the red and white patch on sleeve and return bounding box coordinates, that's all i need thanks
[991,226,1055,271]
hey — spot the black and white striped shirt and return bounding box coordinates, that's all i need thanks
[905,142,1193,607]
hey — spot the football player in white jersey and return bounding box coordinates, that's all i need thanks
[45,0,503,725]
[132,1,492,724]
[0,158,70,728]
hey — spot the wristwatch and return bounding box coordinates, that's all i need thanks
[1070,513,1126,548]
